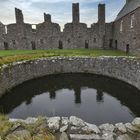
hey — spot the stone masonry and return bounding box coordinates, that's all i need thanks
[0,56,140,97]
[1,116,140,140]
[0,0,140,53]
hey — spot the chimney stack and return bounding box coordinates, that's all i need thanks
[44,13,52,23]
[72,3,80,23]
[15,8,24,24]
[98,4,106,36]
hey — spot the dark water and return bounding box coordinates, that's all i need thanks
[0,73,140,125]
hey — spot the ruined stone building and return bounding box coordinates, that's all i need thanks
[0,0,139,53]
[113,0,140,53]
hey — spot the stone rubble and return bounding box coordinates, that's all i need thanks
[1,116,138,140]
[47,116,61,132]
[115,123,127,134]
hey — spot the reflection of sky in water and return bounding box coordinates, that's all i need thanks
[0,74,139,125]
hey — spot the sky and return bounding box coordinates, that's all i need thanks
[0,0,125,29]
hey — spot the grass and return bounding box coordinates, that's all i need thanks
[0,49,133,66]
[0,115,55,140]
[0,114,13,139]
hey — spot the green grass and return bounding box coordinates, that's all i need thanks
[0,49,133,66]
[0,114,13,138]
[0,49,131,57]
[0,115,56,139]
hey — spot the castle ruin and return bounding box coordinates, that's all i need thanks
[0,0,140,53]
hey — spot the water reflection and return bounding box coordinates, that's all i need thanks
[96,90,104,103]
[0,73,140,125]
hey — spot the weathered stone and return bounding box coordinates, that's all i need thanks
[9,117,38,124]
[0,0,140,54]
[60,125,68,133]
[0,57,140,98]
[132,118,140,128]
[35,123,48,133]
[60,117,69,132]
[70,125,100,135]
[115,123,127,133]
[70,116,86,127]
[102,132,114,140]
[99,123,115,132]
[70,134,101,140]
[33,133,55,140]
[24,117,38,124]
[70,126,83,134]
[3,116,140,140]
[59,132,69,140]
[85,123,101,134]
[61,117,69,126]
[11,123,22,131]
[47,117,60,132]
[6,130,32,140]
[9,118,24,123]
[116,134,133,140]
[125,123,140,133]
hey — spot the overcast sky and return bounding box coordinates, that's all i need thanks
[0,0,125,29]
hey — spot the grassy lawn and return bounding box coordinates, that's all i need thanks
[0,49,133,66]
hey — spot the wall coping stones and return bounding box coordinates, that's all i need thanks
[0,56,139,70]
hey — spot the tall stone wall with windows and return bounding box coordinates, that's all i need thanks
[1,2,140,53]
[62,3,89,49]
[0,3,113,50]
[113,7,140,53]
[6,23,33,50]
[36,14,61,50]
[62,3,111,50]
[87,24,100,49]
[3,8,34,50]
[105,22,113,49]
[62,23,88,49]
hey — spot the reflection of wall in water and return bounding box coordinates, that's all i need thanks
[0,74,140,117]
[96,89,104,103]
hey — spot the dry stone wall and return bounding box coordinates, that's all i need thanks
[0,56,140,139]
[0,56,140,98]
[2,116,140,140]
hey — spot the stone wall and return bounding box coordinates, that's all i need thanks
[0,56,140,98]
[0,56,140,139]
[98,4,106,48]
[88,24,99,49]
[6,116,140,140]
[5,23,33,50]
[0,22,5,50]
[63,23,88,49]
[2,8,34,50]
[36,21,61,49]
[0,3,113,50]
[0,2,140,53]
[113,7,140,53]
[105,23,113,48]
